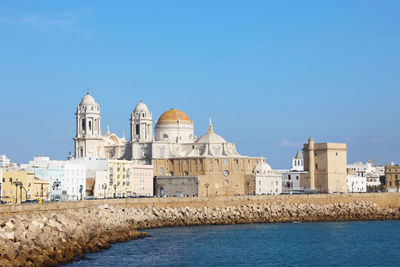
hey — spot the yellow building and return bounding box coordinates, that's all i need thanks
[302,138,347,193]
[107,160,133,197]
[384,165,400,190]
[1,171,35,203]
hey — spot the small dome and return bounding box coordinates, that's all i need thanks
[157,109,191,125]
[134,100,149,112]
[80,93,96,105]
[197,119,227,144]
[254,162,272,174]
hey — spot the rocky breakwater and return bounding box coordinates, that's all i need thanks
[0,200,399,266]
[0,204,148,267]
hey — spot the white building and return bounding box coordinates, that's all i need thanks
[282,150,307,193]
[0,155,11,167]
[347,174,367,193]
[22,157,87,200]
[254,162,282,195]
[0,155,19,171]
[347,161,383,189]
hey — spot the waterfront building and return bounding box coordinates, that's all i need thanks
[0,155,19,171]
[254,162,282,195]
[347,170,367,193]
[1,171,35,203]
[22,157,86,201]
[131,164,153,197]
[73,93,266,197]
[282,150,308,193]
[0,155,11,167]
[384,165,400,191]
[302,138,347,193]
[347,161,382,190]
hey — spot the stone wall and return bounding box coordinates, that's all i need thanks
[0,193,399,266]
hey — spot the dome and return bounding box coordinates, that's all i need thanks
[157,109,191,125]
[254,162,272,174]
[80,93,96,105]
[134,100,149,112]
[197,119,227,144]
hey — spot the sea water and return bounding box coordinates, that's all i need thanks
[68,221,400,267]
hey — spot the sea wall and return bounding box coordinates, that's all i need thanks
[0,193,399,266]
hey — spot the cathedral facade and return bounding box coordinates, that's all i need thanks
[74,93,268,196]
[74,93,253,164]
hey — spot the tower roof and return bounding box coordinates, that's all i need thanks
[295,149,303,159]
[134,100,149,112]
[80,93,96,105]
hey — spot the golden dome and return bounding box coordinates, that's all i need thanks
[157,109,191,124]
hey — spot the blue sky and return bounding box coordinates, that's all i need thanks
[0,0,399,168]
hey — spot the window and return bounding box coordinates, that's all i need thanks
[184,171,189,176]
[288,175,291,180]
[9,178,12,182]
[89,121,92,131]
[336,152,338,156]
[136,124,139,135]
[82,119,86,131]
[2,178,4,182]
[163,134,168,139]
[315,164,318,170]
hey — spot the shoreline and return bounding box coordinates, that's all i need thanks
[0,193,399,266]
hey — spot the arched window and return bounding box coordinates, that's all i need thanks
[163,134,168,139]
[89,121,92,131]
[136,124,140,135]
[82,119,86,131]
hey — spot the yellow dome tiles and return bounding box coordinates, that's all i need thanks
[157,109,191,124]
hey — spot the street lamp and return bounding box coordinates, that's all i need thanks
[205,183,209,197]
[113,184,117,198]
[102,183,107,199]
[52,179,61,202]
[79,185,83,200]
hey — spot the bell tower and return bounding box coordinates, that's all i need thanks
[74,93,102,158]
[130,100,153,143]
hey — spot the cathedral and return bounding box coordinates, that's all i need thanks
[74,93,247,163]
[74,93,267,196]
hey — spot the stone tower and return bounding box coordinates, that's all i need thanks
[130,100,153,143]
[74,93,102,158]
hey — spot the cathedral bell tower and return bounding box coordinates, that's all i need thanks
[130,100,153,143]
[74,93,102,158]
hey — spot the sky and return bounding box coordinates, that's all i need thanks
[0,0,399,169]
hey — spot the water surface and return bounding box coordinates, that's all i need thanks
[68,221,400,266]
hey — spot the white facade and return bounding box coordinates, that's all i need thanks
[347,161,382,188]
[282,150,307,193]
[347,174,367,193]
[291,150,304,171]
[254,162,282,195]
[0,155,11,167]
[282,171,306,193]
[22,157,87,200]
[74,94,245,164]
